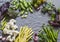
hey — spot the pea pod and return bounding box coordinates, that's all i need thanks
[29,7,33,13]
[21,15,28,18]
[23,1,28,8]
[25,11,28,15]
[15,3,19,9]
[27,2,32,8]
[47,28,55,42]
[19,3,25,10]
[19,10,25,16]
[38,25,59,42]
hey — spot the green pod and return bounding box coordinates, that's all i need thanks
[47,28,52,38]
[46,28,51,38]
[23,1,28,8]
[19,3,25,10]
[47,27,51,37]
[29,7,33,13]
[50,28,56,40]
[20,10,25,16]
[21,15,28,18]
[47,28,55,42]
[55,30,59,39]
[45,26,52,39]
[50,31,54,41]
[27,2,32,8]
[11,0,18,5]
[43,27,48,35]
[15,3,19,9]
[25,11,28,15]
[49,39,52,42]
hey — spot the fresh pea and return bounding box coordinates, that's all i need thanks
[21,15,28,18]
[20,3,25,10]
[23,1,28,8]
[29,7,33,13]
[19,10,25,16]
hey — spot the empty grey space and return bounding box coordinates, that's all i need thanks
[0,0,60,42]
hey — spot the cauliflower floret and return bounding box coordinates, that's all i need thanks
[3,28,8,34]
[12,30,19,36]
[10,19,16,24]
[7,32,18,42]
[3,29,12,35]
[3,19,19,42]
[6,35,14,42]
[8,22,14,26]
[11,25,18,30]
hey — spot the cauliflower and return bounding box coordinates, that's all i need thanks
[3,19,19,42]
[9,19,16,24]
[11,25,18,30]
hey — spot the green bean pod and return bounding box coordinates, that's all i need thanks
[19,3,25,10]
[19,10,25,16]
[23,1,28,8]
[29,7,33,13]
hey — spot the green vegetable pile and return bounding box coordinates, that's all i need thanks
[10,0,33,18]
[38,25,59,42]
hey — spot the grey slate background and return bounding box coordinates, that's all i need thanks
[0,0,60,42]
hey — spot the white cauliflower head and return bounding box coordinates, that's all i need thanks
[9,19,16,24]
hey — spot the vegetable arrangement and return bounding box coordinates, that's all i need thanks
[10,0,33,18]
[38,25,59,42]
[0,0,60,42]
[15,26,33,42]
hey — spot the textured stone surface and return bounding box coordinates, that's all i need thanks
[0,0,60,42]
